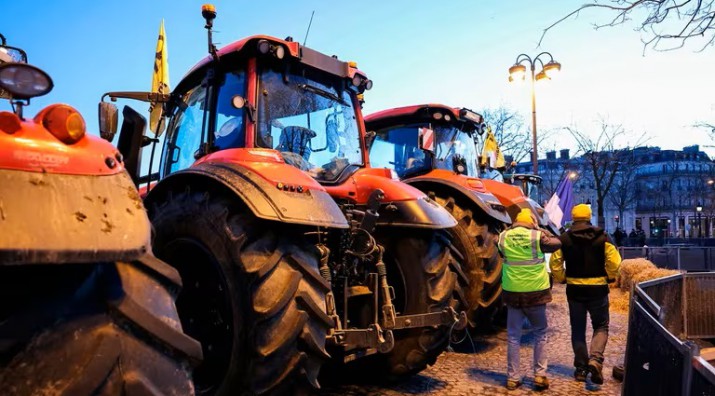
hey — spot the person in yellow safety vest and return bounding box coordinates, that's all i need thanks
[549,204,622,386]
[497,208,562,391]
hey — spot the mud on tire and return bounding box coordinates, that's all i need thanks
[0,256,201,396]
[433,195,504,326]
[150,189,331,396]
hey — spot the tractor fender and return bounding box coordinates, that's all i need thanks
[405,178,513,225]
[375,195,458,229]
[0,169,151,265]
[145,162,349,229]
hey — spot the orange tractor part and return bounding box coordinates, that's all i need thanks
[0,36,199,395]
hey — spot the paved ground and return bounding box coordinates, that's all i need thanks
[316,284,627,395]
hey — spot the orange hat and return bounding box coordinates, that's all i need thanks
[572,204,592,221]
[515,208,535,225]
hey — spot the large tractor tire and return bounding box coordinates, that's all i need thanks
[360,228,456,380]
[0,256,201,395]
[433,195,504,327]
[150,189,331,396]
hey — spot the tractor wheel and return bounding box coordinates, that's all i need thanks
[150,189,331,396]
[0,256,200,395]
[433,195,504,327]
[364,228,456,380]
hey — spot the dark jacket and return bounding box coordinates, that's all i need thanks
[501,221,562,308]
[549,221,622,301]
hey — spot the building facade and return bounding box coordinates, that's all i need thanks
[513,145,715,239]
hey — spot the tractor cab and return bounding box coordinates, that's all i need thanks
[368,104,485,180]
[161,36,370,184]
[365,104,510,224]
[505,173,542,202]
[100,32,372,193]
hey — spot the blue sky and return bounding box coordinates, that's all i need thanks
[2,0,714,157]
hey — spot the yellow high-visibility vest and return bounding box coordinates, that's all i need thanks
[498,227,550,292]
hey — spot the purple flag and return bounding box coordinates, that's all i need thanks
[544,175,574,229]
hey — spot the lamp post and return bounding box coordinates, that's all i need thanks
[697,202,703,238]
[667,218,671,238]
[614,215,620,230]
[508,52,562,176]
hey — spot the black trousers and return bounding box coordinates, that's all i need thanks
[567,295,610,368]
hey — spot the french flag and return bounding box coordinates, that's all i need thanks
[544,176,574,229]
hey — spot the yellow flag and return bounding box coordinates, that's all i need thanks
[150,20,169,135]
[480,126,505,169]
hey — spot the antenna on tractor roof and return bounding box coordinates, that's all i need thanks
[303,10,315,46]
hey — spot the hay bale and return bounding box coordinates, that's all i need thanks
[610,258,680,312]
[618,258,679,291]
[618,258,657,291]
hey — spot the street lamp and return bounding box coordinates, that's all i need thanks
[697,202,703,238]
[614,215,620,230]
[667,218,671,238]
[508,52,562,176]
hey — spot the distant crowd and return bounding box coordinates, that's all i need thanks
[611,228,646,247]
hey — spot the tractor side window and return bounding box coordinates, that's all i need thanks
[164,84,207,175]
[214,71,247,150]
[370,126,427,178]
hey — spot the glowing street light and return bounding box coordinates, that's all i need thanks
[508,52,562,175]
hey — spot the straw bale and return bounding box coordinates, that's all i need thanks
[610,258,680,312]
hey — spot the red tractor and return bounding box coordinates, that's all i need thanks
[365,104,556,325]
[99,7,463,395]
[0,35,200,394]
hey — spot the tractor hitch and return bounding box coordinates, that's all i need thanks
[392,307,467,331]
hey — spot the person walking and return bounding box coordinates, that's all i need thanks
[549,204,622,385]
[498,208,561,391]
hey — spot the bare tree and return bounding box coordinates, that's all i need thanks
[695,121,715,140]
[482,106,554,164]
[540,0,715,52]
[566,120,646,227]
[607,150,639,227]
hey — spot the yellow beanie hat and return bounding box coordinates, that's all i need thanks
[572,204,592,221]
[515,208,535,225]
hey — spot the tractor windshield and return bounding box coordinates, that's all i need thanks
[433,125,479,177]
[256,66,362,182]
[370,123,479,178]
[370,125,429,178]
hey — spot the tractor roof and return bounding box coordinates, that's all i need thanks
[364,104,484,132]
[183,34,366,83]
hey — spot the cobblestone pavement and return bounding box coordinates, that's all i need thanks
[316,284,627,396]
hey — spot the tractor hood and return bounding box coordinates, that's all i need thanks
[323,168,457,229]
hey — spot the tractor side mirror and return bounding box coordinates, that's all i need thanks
[0,45,28,64]
[98,102,119,142]
[117,106,147,185]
